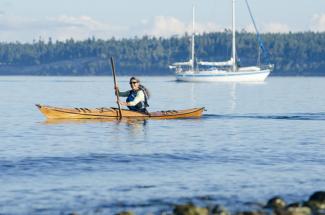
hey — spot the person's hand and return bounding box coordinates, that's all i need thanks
[118,100,127,106]
[114,86,119,95]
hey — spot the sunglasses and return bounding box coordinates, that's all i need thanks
[130,81,138,84]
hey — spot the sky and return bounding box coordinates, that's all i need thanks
[0,0,324,42]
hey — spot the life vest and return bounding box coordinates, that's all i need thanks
[126,89,149,112]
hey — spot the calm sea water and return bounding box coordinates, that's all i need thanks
[0,76,325,214]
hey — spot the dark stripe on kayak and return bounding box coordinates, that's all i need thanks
[41,106,203,118]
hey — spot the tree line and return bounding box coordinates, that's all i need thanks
[0,31,324,76]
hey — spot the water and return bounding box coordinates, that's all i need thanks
[0,76,325,214]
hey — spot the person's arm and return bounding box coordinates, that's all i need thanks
[115,87,129,97]
[119,91,144,106]
[118,91,129,97]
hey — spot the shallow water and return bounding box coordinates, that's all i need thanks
[0,76,325,214]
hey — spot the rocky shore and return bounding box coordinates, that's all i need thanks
[112,191,325,215]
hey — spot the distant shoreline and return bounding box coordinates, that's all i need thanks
[0,32,324,76]
[1,74,325,77]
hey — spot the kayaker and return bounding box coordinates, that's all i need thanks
[115,77,150,113]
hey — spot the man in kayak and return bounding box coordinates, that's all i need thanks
[115,77,150,113]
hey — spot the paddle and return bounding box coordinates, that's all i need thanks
[110,57,122,119]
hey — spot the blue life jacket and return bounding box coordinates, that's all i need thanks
[126,90,148,112]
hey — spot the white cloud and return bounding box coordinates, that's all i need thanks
[311,14,325,32]
[243,22,290,33]
[146,16,223,37]
[0,14,128,42]
[243,23,256,33]
[46,15,128,41]
[262,22,290,33]
[1,13,313,42]
[196,22,224,34]
[149,16,187,37]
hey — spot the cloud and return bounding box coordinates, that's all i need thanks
[49,15,106,29]
[196,22,224,34]
[243,22,290,33]
[311,14,325,32]
[45,15,128,40]
[0,14,128,42]
[243,23,256,33]
[148,16,187,36]
[145,16,223,37]
[1,13,310,42]
[262,22,290,33]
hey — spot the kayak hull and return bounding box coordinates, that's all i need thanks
[36,104,204,120]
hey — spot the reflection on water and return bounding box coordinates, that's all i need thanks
[190,83,196,105]
[44,118,148,126]
[229,83,237,112]
[43,118,118,125]
[125,119,148,137]
[43,118,148,138]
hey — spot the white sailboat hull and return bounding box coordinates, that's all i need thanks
[176,67,271,82]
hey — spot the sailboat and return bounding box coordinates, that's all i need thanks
[170,0,274,82]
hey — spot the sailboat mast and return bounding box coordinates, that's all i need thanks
[232,0,236,72]
[191,6,195,71]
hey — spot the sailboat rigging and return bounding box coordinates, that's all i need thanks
[170,0,274,82]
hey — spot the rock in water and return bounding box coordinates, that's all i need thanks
[210,204,230,215]
[307,191,325,210]
[265,196,286,209]
[287,206,312,215]
[173,204,209,215]
[115,211,135,215]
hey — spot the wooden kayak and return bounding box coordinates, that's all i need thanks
[36,104,204,120]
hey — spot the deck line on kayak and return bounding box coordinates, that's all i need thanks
[39,106,204,119]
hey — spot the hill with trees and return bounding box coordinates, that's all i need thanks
[0,32,324,76]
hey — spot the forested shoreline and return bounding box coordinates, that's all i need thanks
[0,31,324,76]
